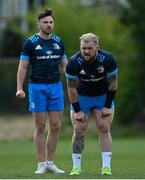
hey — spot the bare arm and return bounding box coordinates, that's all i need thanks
[67,78,78,103]
[59,59,68,74]
[67,78,85,121]
[102,74,118,116]
[16,60,29,98]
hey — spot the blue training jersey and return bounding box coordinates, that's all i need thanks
[20,33,67,83]
[66,49,118,96]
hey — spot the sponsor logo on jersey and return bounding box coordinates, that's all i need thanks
[97,65,105,73]
[79,69,86,75]
[36,55,60,60]
[90,74,95,78]
[53,43,60,49]
[35,45,42,50]
[80,76,104,82]
[46,50,52,55]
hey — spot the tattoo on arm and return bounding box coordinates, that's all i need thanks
[72,131,84,153]
[107,75,118,91]
[67,78,78,103]
[67,78,78,88]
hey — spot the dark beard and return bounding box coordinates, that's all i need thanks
[42,29,52,36]
[44,31,51,35]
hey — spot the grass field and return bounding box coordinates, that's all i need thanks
[0,137,144,179]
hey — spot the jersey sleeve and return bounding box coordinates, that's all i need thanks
[20,39,33,61]
[105,54,118,77]
[66,59,79,79]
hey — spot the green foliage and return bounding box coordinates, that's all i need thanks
[119,0,145,124]
[0,19,25,57]
[0,62,29,114]
[120,0,145,51]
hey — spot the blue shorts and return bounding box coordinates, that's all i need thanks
[71,94,114,115]
[28,81,64,112]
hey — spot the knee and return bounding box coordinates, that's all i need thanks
[50,122,60,133]
[36,123,45,135]
[98,123,110,133]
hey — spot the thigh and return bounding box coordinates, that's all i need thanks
[93,109,114,129]
[28,83,47,112]
[47,82,64,111]
[32,112,46,127]
[48,111,63,127]
[70,111,89,131]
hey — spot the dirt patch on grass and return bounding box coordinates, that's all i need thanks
[0,115,34,140]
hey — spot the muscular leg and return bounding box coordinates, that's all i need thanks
[46,111,63,160]
[93,109,114,171]
[70,111,88,170]
[71,111,88,153]
[33,112,46,162]
[93,109,114,151]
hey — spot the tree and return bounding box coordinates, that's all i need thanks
[119,0,145,124]
[120,0,145,51]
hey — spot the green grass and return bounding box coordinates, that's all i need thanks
[0,137,144,179]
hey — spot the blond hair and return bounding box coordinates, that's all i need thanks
[80,33,99,44]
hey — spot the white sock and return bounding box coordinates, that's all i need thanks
[38,161,46,167]
[102,152,112,168]
[72,153,82,169]
[46,160,53,165]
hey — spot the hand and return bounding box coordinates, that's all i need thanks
[16,90,25,99]
[74,111,86,122]
[101,107,112,118]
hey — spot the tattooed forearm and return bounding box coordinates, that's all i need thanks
[72,131,84,153]
[67,78,78,88]
[107,75,118,91]
[67,78,78,103]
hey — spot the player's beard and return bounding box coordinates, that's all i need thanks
[42,28,52,36]
[83,54,96,63]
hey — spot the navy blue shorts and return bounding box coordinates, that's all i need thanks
[71,94,114,115]
[28,81,64,112]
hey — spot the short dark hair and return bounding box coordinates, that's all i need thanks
[37,8,54,20]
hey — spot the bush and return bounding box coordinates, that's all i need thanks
[0,19,25,57]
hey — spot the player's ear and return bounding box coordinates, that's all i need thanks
[96,44,100,50]
[37,21,40,29]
